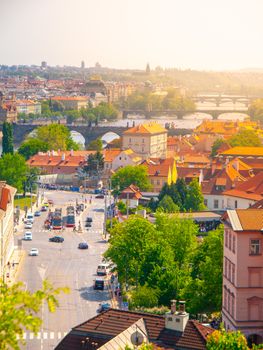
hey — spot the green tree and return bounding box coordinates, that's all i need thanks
[2,122,14,155]
[35,124,79,151]
[158,195,179,213]
[87,138,103,151]
[206,328,249,350]
[84,151,104,175]
[18,139,49,160]
[248,98,263,122]
[130,285,159,308]
[111,165,151,194]
[50,100,65,113]
[65,110,80,124]
[185,179,205,211]
[0,279,69,350]
[211,138,225,157]
[41,101,51,117]
[229,129,262,147]
[183,226,223,314]
[93,102,118,121]
[0,153,28,192]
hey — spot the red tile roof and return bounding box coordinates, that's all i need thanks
[55,309,213,350]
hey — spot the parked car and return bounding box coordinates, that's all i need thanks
[29,248,39,256]
[97,302,110,313]
[97,263,110,276]
[94,277,104,290]
[24,222,33,229]
[78,242,88,249]
[95,194,104,199]
[24,231,32,241]
[86,217,93,222]
[85,222,92,228]
[49,236,64,243]
[26,213,34,223]
[34,211,41,217]
[41,206,48,212]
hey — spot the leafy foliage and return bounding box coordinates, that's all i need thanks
[248,99,263,122]
[211,138,225,157]
[87,138,103,151]
[158,195,179,213]
[35,124,79,151]
[18,138,49,160]
[0,153,29,192]
[2,122,14,155]
[83,152,104,175]
[207,328,249,350]
[229,129,262,147]
[111,165,151,194]
[0,279,69,350]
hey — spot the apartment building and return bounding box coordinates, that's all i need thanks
[222,209,263,345]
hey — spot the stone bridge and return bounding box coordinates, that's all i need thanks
[122,108,248,119]
[0,123,193,147]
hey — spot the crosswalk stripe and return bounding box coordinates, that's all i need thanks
[29,333,34,340]
[37,332,41,339]
[57,332,61,339]
[50,332,54,339]
[23,333,27,339]
[43,332,48,339]
[64,332,67,337]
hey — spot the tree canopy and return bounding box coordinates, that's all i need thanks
[248,98,263,122]
[111,165,151,193]
[18,138,49,160]
[87,138,103,151]
[0,153,29,192]
[229,129,262,147]
[35,124,79,151]
[0,279,69,350]
[2,122,14,155]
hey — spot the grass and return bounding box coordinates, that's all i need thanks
[14,196,36,209]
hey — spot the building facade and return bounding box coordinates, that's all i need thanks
[222,209,263,345]
[16,99,41,115]
[51,96,88,110]
[122,122,167,159]
[0,92,17,123]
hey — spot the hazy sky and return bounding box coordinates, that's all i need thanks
[1,0,263,70]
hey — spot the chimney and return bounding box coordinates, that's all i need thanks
[165,300,189,333]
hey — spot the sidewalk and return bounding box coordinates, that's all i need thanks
[6,249,26,286]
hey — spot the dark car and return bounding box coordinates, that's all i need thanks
[34,211,41,217]
[86,217,93,222]
[78,242,88,249]
[85,222,92,228]
[49,236,64,243]
[41,206,48,212]
[94,277,104,290]
[95,194,104,199]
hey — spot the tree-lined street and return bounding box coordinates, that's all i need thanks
[15,191,110,350]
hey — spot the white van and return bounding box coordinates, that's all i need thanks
[26,213,34,223]
[97,263,110,276]
[24,232,32,241]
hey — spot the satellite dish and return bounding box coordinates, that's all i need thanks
[130,331,144,346]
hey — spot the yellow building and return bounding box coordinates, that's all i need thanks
[51,96,88,110]
[122,122,167,159]
[16,99,41,115]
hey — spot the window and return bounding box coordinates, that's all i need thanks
[228,261,231,282]
[214,199,219,209]
[250,239,261,256]
[157,180,160,185]
[223,286,227,309]
[232,264,235,284]
[229,233,232,251]
[142,138,144,143]
[129,138,131,143]
[225,229,229,248]
[224,258,227,277]
[232,235,236,253]
[235,200,238,209]
[204,199,208,207]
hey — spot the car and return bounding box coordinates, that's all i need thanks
[29,248,39,256]
[86,217,93,222]
[34,211,41,217]
[48,199,54,205]
[95,194,104,199]
[43,202,49,207]
[24,222,33,229]
[49,236,64,243]
[98,302,110,313]
[24,231,32,240]
[94,277,104,290]
[85,222,92,228]
[78,242,88,249]
[26,213,34,223]
[41,206,48,212]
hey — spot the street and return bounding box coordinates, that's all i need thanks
[16,191,110,350]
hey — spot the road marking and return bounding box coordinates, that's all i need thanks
[23,333,27,339]
[50,332,54,339]
[37,332,41,339]
[30,333,34,339]
[57,332,61,339]
[43,332,48,339]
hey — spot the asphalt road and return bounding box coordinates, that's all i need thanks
[16,191,110,350]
